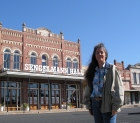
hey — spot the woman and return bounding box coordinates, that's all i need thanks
[83,43,124,123]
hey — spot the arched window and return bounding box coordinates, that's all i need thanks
[53,56,58,67]
[42,55,47,66]
[30,52,36,65]
[14,50,20,69]
[4,49,11,69]
[73,59,78,69]
[66,58,71,74]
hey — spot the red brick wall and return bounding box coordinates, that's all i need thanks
[114,60,131,90]
[0,26,81,70]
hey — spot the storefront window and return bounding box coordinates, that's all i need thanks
[67,85,76,89]
[0,81,21,110]
[51,84,59,89]
[28,83,38,88]
[1,82,5,87]
[5,82,20,88]
[1,88,4,104]
[41,84,48,89]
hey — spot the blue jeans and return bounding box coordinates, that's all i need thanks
[92,98,117,123]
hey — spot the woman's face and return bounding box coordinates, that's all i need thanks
[95,47,106,64]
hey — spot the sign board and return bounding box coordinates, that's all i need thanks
[24,64,84,76]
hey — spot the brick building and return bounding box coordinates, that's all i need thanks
[114,60,132,105]
[0,23,84,111]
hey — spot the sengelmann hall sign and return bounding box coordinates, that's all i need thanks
[24,64,84,76]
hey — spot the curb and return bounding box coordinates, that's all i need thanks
[0,108,88,115]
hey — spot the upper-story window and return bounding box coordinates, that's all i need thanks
[53,56,58,67]
[13,50,20,69]
[133,73,137,84]
[73,59,78,69]
[139,73,140,84]
[30,52,36,65]
[66,58,71,74]
[4,49,11,69]
[42,55,47,66]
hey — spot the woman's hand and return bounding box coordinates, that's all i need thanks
[112,110,117,116]
[89,109,93,116]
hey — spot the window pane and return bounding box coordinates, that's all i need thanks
[1,88,4,103]
[4,53,10,69]
[139,73,140,84]
[6,82,17,87]
[41,84,48,89]
[28,83,38,88]
[53,56,58,67]
[133,73,137,84]
[30,53,36,65]
[67,85,76,89]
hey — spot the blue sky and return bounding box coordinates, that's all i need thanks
[0,0,140,68]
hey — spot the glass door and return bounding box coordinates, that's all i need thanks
[28,89,38,110]
[28,83,38,110]
[40,90,49,109]
[40,83,49,110]
[51,84,60,109]
[67,90,76,108]
[51,90,60,109]
[67,85,80,108]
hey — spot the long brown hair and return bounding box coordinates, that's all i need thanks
[85,43,108,86]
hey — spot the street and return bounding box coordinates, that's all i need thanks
[0,107,140,123]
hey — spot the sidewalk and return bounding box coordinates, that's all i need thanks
[0,108,88,115]
[0,104,140,115]
[122,104,140,108]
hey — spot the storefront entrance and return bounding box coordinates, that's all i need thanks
[40,83,49,110]
[67,85,80,108]
[51,84,60,109]
[28,83,38,110]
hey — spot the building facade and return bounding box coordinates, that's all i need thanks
[126,63,140,104]
[0,23,84,111]
[114,60,132,105]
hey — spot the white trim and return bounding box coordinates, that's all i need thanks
[65,56,72,61]
[40,52,49,58]
[2,47,12,53]
[51,54,60,59]
[72,57,79,62]
[0,71,84,80]
[12,48,22,54]
[28,50,38,56]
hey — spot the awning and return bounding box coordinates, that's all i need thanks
[0,70,84,81]
[125,87,140,92]
[131,87,140,91]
